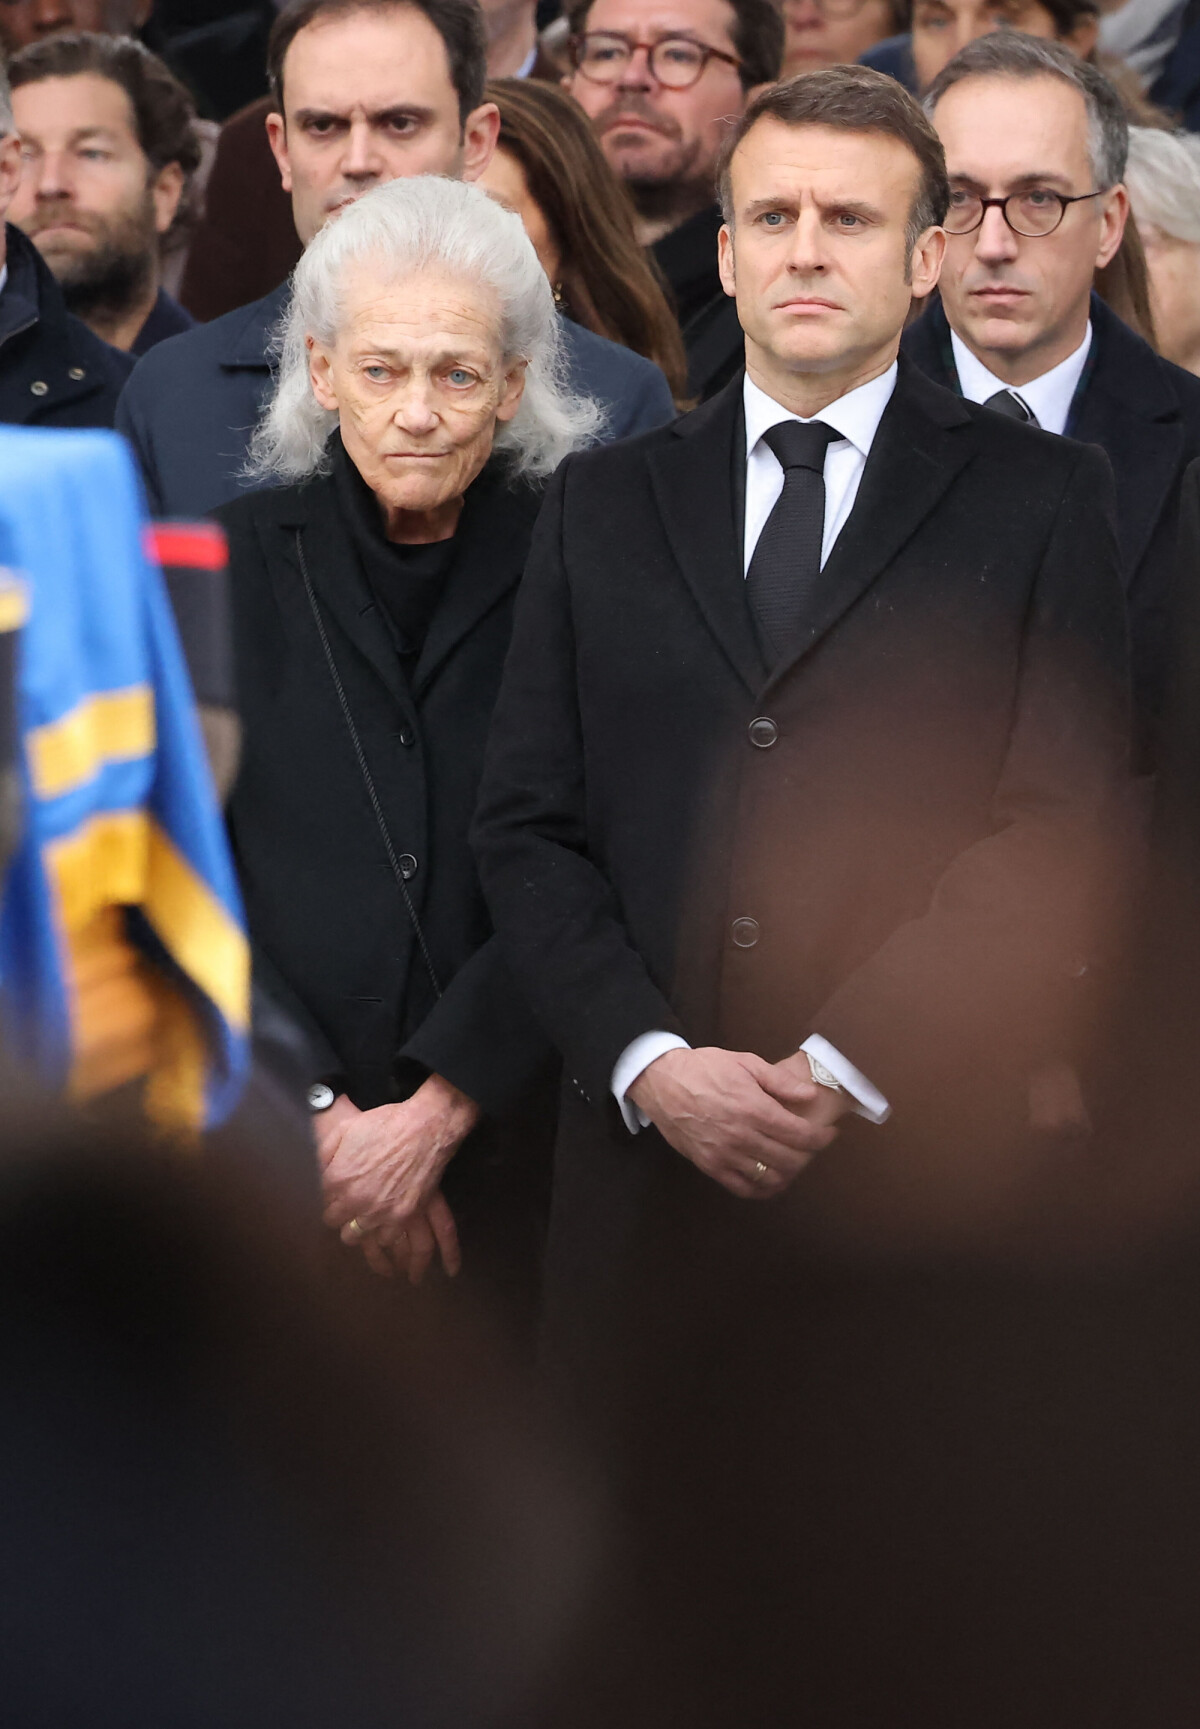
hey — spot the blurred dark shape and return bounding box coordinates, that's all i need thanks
[142,0,274,120]
[0,1109,591,1728]
[144,520,240,797]
[177,95,301,322]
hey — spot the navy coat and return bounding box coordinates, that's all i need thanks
[0,225,132,431]
[116,281,677,519]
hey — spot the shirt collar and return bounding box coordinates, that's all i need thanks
[743,362,898,462]
[515,43,538,75]
[949,323,1092,436]
[0,264,7,296]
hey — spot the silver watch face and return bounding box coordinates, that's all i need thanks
[308,1082,336,1112]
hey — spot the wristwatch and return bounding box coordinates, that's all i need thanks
[807,1054,844,1093]
[307,1082,336,1113]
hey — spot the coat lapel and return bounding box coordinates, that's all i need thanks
[1070,299,1185,586]
[647,375,766,695]
[271,474,408,706]
[766,359,974,689]
[413,463,540,694]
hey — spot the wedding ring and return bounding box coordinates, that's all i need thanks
[346,1217,365,1240]
[753,1161,769,1182]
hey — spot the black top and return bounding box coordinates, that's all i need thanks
[330,434,454,661]
[651,203,725,330]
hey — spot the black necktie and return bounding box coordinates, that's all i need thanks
[984,388,1038,426]
[746,419,837,659]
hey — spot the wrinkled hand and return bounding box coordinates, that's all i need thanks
[377,1190,462,1285]
[627,1045,838,1200]
[320,1074,481,1241]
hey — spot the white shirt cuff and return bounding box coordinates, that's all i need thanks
[801,1033,890,1124]
[611,1031,690,1133]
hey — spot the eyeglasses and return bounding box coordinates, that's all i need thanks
[570,31,741,89]
[944,187,1106,238]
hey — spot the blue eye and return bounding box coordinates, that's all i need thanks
[446,368,476,386]
[364,365,389,381]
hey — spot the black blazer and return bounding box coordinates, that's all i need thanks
[217,458,551,1117]
[903,293,1200,766]
[474,361,1131,1135]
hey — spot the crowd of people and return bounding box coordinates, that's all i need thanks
[5,0,1200,1717]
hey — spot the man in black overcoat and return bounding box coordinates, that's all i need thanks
[472,64,1142,1727]
[907,33,1200,770]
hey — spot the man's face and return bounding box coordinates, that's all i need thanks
[9,72,182,299]
[717,117,943,389]
[910,0,1097,92]
[566,0,745,200]
[0,0,148,56]
[782,0,897,78]
[308,262,526,518]
[267,6,500,248]
[932,75,1126,380]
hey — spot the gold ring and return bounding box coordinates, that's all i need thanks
[346,1217,365,1239]
[753,1161,769,1182]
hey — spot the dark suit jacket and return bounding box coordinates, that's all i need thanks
[118,287,676,519]
[473,362,1131,1308]
[0,226,132,429]
[217,457,552,1120]
[904,293,1200,765]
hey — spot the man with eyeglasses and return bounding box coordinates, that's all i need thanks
[565,0,783,399]
[905,32,1200,767]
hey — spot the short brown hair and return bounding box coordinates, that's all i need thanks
[8,32,201,181]
[267,0,487,124]
[489,78,689,401]
[565,0,784,90]
[717,65,950,252]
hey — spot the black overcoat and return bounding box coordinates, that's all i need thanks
[0,226,132,430]
[217,457,552,1125]
[904,292,1200,766]
[473,361,1133,1316]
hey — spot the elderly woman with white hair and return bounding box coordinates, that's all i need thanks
[1126,127,1200,378]
[219,174,600,1297]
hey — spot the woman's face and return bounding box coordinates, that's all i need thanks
[1139,221,1200,375]
[911,0,1097,92]
[308,261,527,520]
[478,147,564,287]
[781,0,897,77]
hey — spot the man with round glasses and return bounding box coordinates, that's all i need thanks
[905,31,1200,768]
[565,0,783,399]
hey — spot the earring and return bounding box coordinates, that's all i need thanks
[552,281,566,308]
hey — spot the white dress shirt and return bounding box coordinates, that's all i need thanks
[950,325,1092,437]
[611,366,901,1134]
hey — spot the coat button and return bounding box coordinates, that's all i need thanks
[748,716,778,749]
[67,367,85,381]
[30,380,48,396]
[731,917,759,948]
[397,726,415,748]
[398,853,418,880]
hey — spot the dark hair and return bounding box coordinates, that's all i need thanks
[718,65,950,251]
[488,78,689,402]
[267,0,487,125]
[923,32,1127,186]
[8,31,201,180]
[565,0,784,90]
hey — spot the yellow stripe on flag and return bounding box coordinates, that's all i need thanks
[27,686,155,801]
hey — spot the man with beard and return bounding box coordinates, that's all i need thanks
[8,34,199,355]
[0,59,131,426]
[565,0,783,399]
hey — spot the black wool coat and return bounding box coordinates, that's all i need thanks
[217,457,553,1121]
[903,292,1200,768]
[473,362,1133,1316]
[0,226,132,430]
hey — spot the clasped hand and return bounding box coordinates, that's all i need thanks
[627,1046,851,1199]
[316,1074,480,1282]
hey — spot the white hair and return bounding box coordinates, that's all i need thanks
[0,63,13,137]
[1125,127,1200,247]
[246,175,605,484]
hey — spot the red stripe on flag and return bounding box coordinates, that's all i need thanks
[145,522,229,571]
